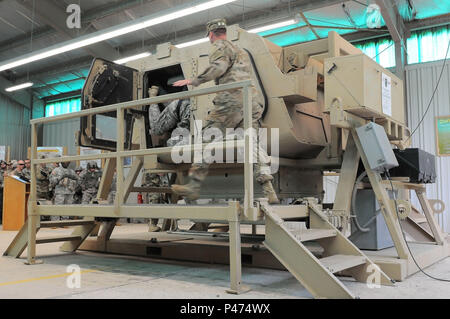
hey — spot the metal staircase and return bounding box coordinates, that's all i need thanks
[261,199,394,299]
[3,218,97,258]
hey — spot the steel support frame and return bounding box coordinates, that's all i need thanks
[26,81,256,294]
[375,0,407,80]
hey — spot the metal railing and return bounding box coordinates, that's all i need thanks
[29,80,257,220]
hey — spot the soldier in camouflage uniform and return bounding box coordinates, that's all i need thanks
[70,166,83,204]
[172,18,279,204]
[148,84,191,147]
[10,160,28,180]
[80,161,102,204]
[50,161,78,204]
[49,161,78,220]
[22,159,31,181]
[36,155,52,200]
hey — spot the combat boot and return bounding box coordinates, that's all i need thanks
[262,181,280,204]
[148,219,161,232]
[171,179,202,201]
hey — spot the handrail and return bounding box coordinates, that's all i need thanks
[30,80,252,124]
[27,79,257,265]
[29,79,256,219]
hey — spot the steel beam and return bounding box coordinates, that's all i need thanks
[0,76,32,109]
[375,0,407,78]
[16,0,117,61]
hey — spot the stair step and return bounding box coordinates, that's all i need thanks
[414,217,427,223]
[290,228,337,242]
[319,255,367,274]
[36,236,82,244]
[40,220,95,228]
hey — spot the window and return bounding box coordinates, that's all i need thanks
[45,97,81,117]
[407,25,450,64]
[354,37,396,69]
[353,25,450,68]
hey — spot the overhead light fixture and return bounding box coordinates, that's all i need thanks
[176,19,298,49]
[247,19,296,34]
[114,52,151,64]
[0,0,238,72]
[5,82,33,92]
[175,38,209,48]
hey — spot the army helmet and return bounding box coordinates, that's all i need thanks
[75,166,83,172]
[206,18,227,36]
[87,161,98,170]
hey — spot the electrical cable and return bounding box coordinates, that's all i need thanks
[406,39,450,143]
[385,168,450,282]
[352,0,369,7]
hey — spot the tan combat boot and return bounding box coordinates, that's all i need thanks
[171,179,202,201]
[148,219,161,232]
[262,181,280,204]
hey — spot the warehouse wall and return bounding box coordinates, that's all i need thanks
[406,60,450,233]
[322,59,450,233]
[0,94,30,160]
[42,119,79,156]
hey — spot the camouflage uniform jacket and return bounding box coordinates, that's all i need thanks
[49,166,79,195]
[36,166,52,194]
[0,168,5,188]
[80,169,102,194]
[11,169,27,180]
[148,99,190,146]
[22,168,31,181]
[190,39,263,121]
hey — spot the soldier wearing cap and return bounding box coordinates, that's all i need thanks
[80,161,102,204]
[172,18,279,204]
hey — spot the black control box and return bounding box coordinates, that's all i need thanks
[389,148,436,183]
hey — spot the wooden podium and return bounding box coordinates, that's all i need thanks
[2,176,30,231]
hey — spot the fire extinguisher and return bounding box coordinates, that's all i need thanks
[137,193,143,204]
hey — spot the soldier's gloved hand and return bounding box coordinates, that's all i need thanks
[149,86,159,98]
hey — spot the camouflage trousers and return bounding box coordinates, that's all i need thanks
[142,180,162,227]
[189,101,272,184]
[52,193,73,220]
[107,191,116,205]
[82,191,97,204]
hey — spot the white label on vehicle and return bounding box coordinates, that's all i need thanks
[382,73,392,117]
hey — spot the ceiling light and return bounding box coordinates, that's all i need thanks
[175,19,298,49]
[248,19,296,33]
[175,38,209,48]
[0,0,238,72]
[5,82,33,92]
[114,52,152,64]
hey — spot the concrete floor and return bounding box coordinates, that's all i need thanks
[1,223,450,299]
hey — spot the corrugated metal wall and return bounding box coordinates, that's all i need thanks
[323,59,450,233]
[42,119,79,156]
[406,60,450,233]
[0,94,30,160]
